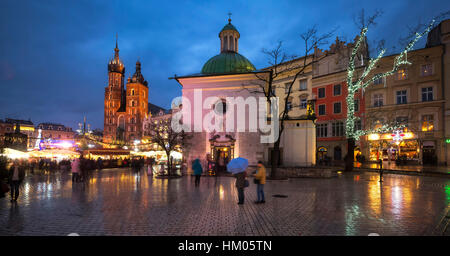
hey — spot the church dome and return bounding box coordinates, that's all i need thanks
[201,17,255,75]
[201,52,256,74]
[220,23,239,35]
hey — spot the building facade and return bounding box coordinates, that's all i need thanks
[103,40,150,144]
[427,19,450,165]
[311,37,368,164]
[36,123,75,140]
[173,18,316,171]
[363,45,445,165]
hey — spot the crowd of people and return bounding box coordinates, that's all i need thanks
[1,152,267,206]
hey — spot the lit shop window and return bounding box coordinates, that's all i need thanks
[421,115,434,131]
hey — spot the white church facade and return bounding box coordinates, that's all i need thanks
[172,18,316,171]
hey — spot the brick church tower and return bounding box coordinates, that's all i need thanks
[104,38,125,144]
[123,60,148,142]
[103,38,149,145]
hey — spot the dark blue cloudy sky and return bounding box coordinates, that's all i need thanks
[0,0,447,130]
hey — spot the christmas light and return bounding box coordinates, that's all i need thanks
[345,20,435,141]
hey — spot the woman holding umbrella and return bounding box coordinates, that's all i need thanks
[227,157,249,205]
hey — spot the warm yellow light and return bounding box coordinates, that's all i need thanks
[14,126,34,132]
[403,132,414,139]
[368,134,380,141]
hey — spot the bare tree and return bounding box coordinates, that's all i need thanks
[146,115,187,176]
[250,26,335,179]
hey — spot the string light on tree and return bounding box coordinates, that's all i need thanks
[345,20,435,140]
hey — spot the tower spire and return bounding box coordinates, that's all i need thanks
[228,12,232,23]
[114,33,119,59]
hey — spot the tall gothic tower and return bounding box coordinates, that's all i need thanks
[124,60,149,142]
[104,38,125,144]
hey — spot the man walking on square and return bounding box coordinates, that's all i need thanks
[254,161,266,204]
[8,160,25,202]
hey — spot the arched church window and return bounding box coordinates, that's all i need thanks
[214,99,227,115]
[131,89,135,96]
[229,36,233,51]
[224,36,228,51]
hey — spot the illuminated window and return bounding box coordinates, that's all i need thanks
[397,68,408,80]
[421,64,432,76]
[373,119,384,130]
[421,115,434,131]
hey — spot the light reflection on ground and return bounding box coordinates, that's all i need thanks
[0,168,448,235]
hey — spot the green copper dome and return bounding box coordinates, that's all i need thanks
[220,23,239,35]
[201,52,256,74]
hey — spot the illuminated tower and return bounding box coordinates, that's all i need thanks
[104,36,125,144]
[125,60,149,142]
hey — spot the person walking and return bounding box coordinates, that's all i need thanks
[378,158,383,183]
[254,161,266,204]
[8,160,25,202]
[192,158,203,187]
[147,157,155,176]
[235,171,247,205]
[71,157,81,183]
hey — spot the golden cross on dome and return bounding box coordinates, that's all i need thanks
[228,12,232,23]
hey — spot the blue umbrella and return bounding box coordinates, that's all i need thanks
[227,157,249,174]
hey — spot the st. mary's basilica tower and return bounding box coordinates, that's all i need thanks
[104,37,149,145]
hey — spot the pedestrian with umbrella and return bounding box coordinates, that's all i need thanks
[192,158,203,187]
[227,157,249,205]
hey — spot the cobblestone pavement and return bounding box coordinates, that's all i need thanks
[0,168,449,236]
[356,162,450,175]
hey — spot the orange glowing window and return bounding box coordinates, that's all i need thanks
[397,69,407,80]
[421,115,434,131]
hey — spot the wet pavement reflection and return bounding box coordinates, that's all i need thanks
[0,168,448,235]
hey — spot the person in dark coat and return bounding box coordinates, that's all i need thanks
[8,160,25,202]
[234,171,247,205]
[97,157,103,170]
[192,158,203,187]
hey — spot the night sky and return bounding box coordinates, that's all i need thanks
[0,0,447,130]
